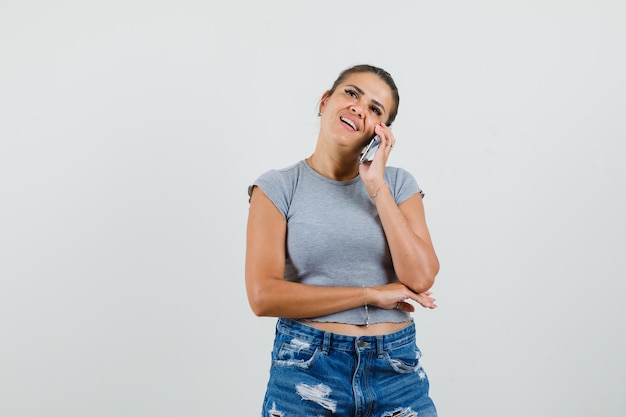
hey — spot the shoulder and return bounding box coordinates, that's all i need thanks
[384,166,424,202]
[258,160,304,180]
[252,160,305,190]
[248,160,307,214]
[385,166,414,181]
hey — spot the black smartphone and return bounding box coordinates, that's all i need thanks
[358,135,381,164]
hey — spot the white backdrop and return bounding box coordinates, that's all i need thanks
[1,1,625,416]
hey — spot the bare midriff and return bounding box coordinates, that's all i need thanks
[300,320,411,336]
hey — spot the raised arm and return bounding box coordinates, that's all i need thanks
[374,190,439,293]
[359,125,440,294]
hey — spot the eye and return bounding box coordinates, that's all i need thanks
[370,106,382,115]
[345,88,358,98]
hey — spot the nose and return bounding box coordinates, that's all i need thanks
[350,103,364,118]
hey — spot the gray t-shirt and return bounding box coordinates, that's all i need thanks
[250,160,423,325]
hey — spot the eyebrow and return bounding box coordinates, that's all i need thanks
[346,84,386,114]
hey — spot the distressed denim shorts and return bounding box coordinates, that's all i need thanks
[261,318,437,417]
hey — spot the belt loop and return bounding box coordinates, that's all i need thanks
[376,335,384,357]
[322,331,331,354]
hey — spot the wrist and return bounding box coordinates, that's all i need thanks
[369,182,387,199]
[364,286,377,307]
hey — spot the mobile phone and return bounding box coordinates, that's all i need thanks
[359,136,381,164]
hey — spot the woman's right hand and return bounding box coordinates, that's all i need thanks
[368,282,437,311]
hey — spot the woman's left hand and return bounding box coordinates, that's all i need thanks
[359,123,396,187]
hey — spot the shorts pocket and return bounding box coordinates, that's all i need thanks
[384,343,423,374]
[272,336,320,369]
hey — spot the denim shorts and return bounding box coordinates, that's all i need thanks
[261,318,437,417]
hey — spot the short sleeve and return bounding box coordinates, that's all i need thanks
[248,169,293,218]
[386,167,424,204]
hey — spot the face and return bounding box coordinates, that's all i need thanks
[318,72,394,149]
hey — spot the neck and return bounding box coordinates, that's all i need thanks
[307,153,359,181]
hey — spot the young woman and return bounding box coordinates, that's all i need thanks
[246,64,439,417]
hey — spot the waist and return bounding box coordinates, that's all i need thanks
[277,318,416,352]
[300,320,412,337]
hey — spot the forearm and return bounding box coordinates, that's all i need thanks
[372,187,439,293]
[246,277,368,319]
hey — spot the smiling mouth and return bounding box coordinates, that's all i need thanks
[340,116,357,131]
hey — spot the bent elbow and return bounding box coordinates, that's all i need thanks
[428,257,440,284]
[246,284,277,317]
[403,258,440,294]
[420,258,440,292]
[248,299,272,317]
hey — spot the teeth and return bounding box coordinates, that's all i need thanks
[341,117,356,130]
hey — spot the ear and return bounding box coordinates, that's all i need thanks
[318,90,330,115]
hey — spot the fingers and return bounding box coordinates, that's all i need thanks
[374,123,396,150]
[393,295,436,311]
[396,301,415,313]
[372,283,436,310]
[404,290,437,309]
[359,124,394,183]
[392,293,436,311]
[413,293,437,309]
